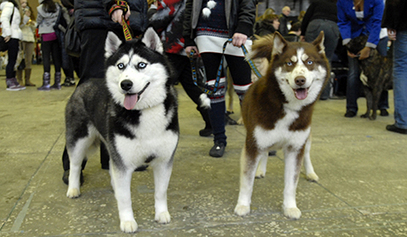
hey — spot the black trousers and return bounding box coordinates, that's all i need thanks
[62,29,111,171]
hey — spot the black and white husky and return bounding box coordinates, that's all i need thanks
[65,28,179,233]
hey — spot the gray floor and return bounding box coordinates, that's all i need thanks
[1,64,407,237]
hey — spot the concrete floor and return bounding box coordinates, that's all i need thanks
[1,64,407,237]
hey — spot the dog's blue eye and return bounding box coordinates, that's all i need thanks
[117,63,125,69]
[138,62,147,69]
[287,62,293,66]
[307,60,313,65]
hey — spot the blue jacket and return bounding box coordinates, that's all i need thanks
[337,0,383,48]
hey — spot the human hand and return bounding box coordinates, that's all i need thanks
[186,46,199,57]
[358,46,371,60]
[300,35,305,42]
[4,36,11,43]
[231,33,247,47]
[388,29,396,41]
[347,50,358,58]
[111,7,131,26]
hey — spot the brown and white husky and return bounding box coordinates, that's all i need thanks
[234,31,329,219]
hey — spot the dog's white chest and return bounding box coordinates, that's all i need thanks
[254,108,311,151]
[114,105,178,166]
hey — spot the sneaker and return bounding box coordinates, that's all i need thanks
[62,78,76,87]
[209,141,226,158]
[386,124,407,134]
[380,109,389,116]
[6,78,26,91]
[62,170,84,185]
[199,127,212,137]
[225,113,238,125]
[344,111,356,118]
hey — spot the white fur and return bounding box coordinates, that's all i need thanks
[199,93,211,108]
[66,28,177,233]
[235,38,325,220]
[274,48,327,111]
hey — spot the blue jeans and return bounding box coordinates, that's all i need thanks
[393,30,407,129]
[346,37,389,113]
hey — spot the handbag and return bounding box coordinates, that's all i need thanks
[64,16,81,57]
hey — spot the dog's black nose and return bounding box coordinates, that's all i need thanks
[121,80,133,91]
[295,77,306,86]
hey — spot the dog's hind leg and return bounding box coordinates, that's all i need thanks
[361,87,373,119]
[282,146,304,220]
[110,165,138,233]
[235,145,261,216]
[66,138,93,198]
[303,136,318,182]
[152,158,173,224]
[371,88,382,120]
[255,151,268,179]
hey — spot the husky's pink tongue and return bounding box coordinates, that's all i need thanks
[294,88,308,100]
[124,94,139,110]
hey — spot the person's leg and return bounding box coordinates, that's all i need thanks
[24,42,36,86]
[201,53,227,157]
[389,30,407,131]
[345,56,361,116]
[169,53,212,136]
[224,55,252,105]
[376,37,390,112]
[38,39,52,90]
[77,29,108,85]
[50,40,62,89]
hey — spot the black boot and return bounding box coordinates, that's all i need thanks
[199,108,212,137]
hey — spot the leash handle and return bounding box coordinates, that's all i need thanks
[190,39,263,96]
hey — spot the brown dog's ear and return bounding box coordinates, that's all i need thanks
[312,31,325,55]
[248,34,274,61]
[272,31,287,57]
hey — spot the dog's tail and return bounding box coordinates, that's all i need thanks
[200,93,211,109]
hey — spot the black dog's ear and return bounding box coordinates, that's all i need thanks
[105,31,122,59]
[141,27,164,54]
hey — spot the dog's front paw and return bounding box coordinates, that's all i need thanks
[66,188,80,198]
[234,204,250,216]
[155,211,171,224]
[120,220,138,233]
[255,171,265,179]
[306,172,319,182]
[283,205,301,219]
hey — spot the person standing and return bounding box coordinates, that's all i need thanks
[36,0,65,91]
[382,0,407,134]
[337,0,388,117]
[17,0,36,87]
[183,0,256,157]
[278,6,291,36]
[61,0,148,184]
[1,0,25,91]
[150,0,212,137]
[301,0,339,100]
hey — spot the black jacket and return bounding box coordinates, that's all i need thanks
[74,0,148,36]
[381,0,407,31]
[182,0,255,47]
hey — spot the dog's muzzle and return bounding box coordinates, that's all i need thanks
[121,80,150,110]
